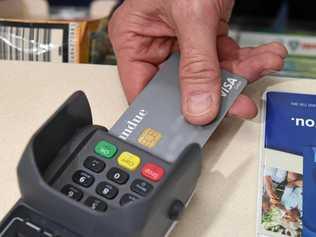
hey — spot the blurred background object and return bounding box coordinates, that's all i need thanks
[2,0,316,75]
[0,0,118,65]
[232,0,316,32]
[48,0,94,19]
[230,0,316,79]
[0,0,48,19]
[0,0,117,20]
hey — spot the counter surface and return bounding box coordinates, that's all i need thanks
[0,61,314,236]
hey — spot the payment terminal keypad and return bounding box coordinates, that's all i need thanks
[51,129,169,213]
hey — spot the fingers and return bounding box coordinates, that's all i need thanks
[218,20,230,36]
[171,1,222,125]
[218,37,288,62]
[110,32,174,103]
[237,42,288,60]
[218,40,287,120]
[228,94,258,119]
[221,52,285,82]
[109,3,176,104]
[116,56,159,103]
[217,37,288,61]
[217,36,240,61]
[115,37,174,102]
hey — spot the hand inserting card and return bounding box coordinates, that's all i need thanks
[110,54,248,163]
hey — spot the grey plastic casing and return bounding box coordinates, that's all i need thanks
[0,91,202,237]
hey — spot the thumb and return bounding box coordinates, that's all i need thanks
[172,3,222,125]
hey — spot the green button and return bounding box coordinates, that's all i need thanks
[95,141,117,159]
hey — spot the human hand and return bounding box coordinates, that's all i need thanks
[109,0,287,125]
[266,186,279,204]
[267,190,279,206]
[287,180,303,188]
[284,209,300,222]
[270,196,280,207]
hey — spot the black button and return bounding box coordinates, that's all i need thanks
[168,200,185,221]
[96,182,119,200]
[120,193,139,206]
[107,168,129,185]
[131,179,153,197]
[84,156,106,173]
[61,185,83,201]
[73,170,95,188]
[84,196,107,212]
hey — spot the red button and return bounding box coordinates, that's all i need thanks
[141,163,165,182]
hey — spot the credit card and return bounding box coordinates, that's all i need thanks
[110,54,248,163]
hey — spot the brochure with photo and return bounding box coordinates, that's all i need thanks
[303,147,316,237]
[257,91,316,237]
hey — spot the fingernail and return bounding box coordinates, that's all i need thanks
[186,92,212,115]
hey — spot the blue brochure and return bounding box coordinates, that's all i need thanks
[257,91,316,237]
[303,147,316,237]
[265,92,316,156]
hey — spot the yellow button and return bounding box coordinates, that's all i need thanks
[117,152,141,171]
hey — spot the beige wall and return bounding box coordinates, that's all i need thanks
[0,0,48,18]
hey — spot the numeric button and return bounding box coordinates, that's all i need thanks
[61,185,83,201]
[84,157,105,173]
[120,194,139,206]
[96,182,119,200]
[73,170,95,188]
[131,179,153,197]
[107,168,129,185]
[84,196,107,212]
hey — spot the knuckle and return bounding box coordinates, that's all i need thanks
[256,53,284,71]
[263,41,286,54]
[268,54,284,69]
[272,42,288,56]
[180,54,220,86]
[171,0,214,20]
[269,41,284,49]
[269,42,285,52]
